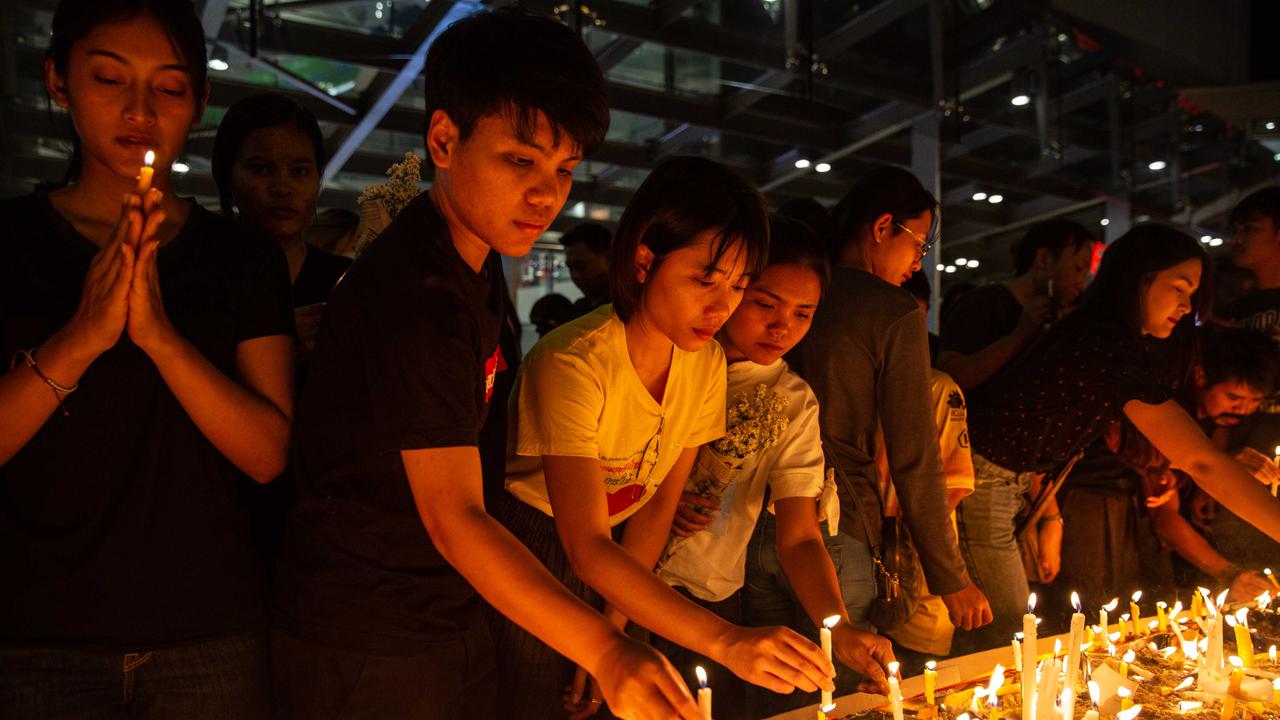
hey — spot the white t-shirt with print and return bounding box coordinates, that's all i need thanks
[505,305,727,525]
[657,357,825,602]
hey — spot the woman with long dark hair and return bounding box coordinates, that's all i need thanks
[956,224,1280,652]
[0,0,293,715]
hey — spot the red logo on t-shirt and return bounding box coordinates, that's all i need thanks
[484,346,506,403]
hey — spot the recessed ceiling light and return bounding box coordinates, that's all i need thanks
[972,192,988,202]
[936,264,946,272]
[1210,238,1224,247]
[794,158,811,169]
[208,58,229,71]
[1267,121,1277,131]
[956,257,968,266]
[1011,94,1031,107]
[1100,218,1110,226]
[988,194,1004,204]
[945,265,957,273]
[1148,160,1167,171]
[968,259,980,268]
[171,161,190,174]
[814,162,831,173]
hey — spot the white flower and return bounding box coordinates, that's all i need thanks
[358,151,425,219]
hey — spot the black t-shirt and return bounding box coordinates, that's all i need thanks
[0,192,294,650]
[274,193,506,653]
[1223,288,1280,423]
[968,317,1174,473]
[292,245,352,308]
[939,283,1023,356]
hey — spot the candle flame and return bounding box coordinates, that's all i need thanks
[143,150,155,167]
[1267,569,1275,578]
[1258,592,1272,608]
[821,704,837,713]
[1123,650,1136,663]
[1117,687,1132,699]
[695,666,707,688]
[1160,646,1179,658]
[1217,589,1230,609]
[1116,704,1143,720]
[1015,632,1024,640]
[986,664,1005,705]
[1088,680,1100,706]
[1053,638,1062,657]
[1270,645,1276,663]
[1072,591,1082,612]
[1178,701,1203,712]
[1236,608,1249,626]
[1175,676,1194,691]
[1157,601,1167,609]
[1104,598,1119,612]
[1132,591,1143,603]
[926,660,937,670]
[888,661,900,677]
[1230,655,1244,668]
[823,615,841,630]
[1028,592,1038,613]
[958,714,971,720]
[1227,615,1238,627]
[1121,613,1131,622]
[1273,679,1280,692]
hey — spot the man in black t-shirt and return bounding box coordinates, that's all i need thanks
[271,12,703,719]
[937,220,1093,390]
[1222,187,1280,454]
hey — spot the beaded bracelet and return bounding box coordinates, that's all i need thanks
[11,347,78,416]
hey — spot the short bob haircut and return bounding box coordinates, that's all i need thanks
[423,10,609,157]
[1074,223,1212,334]
[829,165,937,262]
[1010,219,1093,276]
[211,93,326,216]
[766,214,831,297]
[46,0,207,184]
[610,157,769,322]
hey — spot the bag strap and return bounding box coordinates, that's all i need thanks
[820,435,883,557]
[1015,451,1084,537]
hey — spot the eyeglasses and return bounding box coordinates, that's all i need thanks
[895,222,939,258]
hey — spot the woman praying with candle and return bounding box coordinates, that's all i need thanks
[0,0,294,714]
[959,225,1280,652]
[655,216,894,717]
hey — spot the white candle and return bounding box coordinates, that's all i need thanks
[136,150,155,194]
[1101,597,1119,637]
[888,661,904,720]
[1066,593,1086,720]
[1035,658,1059,720]
[695,666,711,719]
[821,616,839,709]
[1024,593,1039,720]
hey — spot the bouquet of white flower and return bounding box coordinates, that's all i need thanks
[656,383,789,569]
[351,152,425,256]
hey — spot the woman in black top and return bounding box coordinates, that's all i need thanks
[0,0,293,716]
[956,224,1280,652]
[212,92,353,360]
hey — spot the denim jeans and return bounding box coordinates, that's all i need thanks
[952,453,1033,654]
[0,631,268,720]
[740,512,877,715]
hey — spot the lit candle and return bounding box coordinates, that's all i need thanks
[1024,593,1038,720]
[821,615,839,709]
[1131,592,1143,634]
[925,660,938,705]
[1118,686,1134,712]
[888,661,904,720]
[1180,701,1205,712]
[1269,645,1276,665]
[1035,658,1059,720]
[136,150,155,194]
[1066,596,1085,720]
[1101,598,1119,636]
[1120,613,1131,640]
[1083,680,1101,720]
[1266,569,1280,592]
[1220,696,1236,720]
[1158,601,1169,633]
[695,666,711,719]
[1121,649,1136,679]
[1013,634,1023,673]
[1235,609,1255,667]
[1118,703,1144,720]
[1229,656,1245,696]
[986,663,1006,709]
[1192,589,1205,619]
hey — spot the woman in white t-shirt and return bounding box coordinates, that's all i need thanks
[655,216,895,714]
[493,158,834,719]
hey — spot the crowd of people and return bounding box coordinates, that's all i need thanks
[2,1,1280,719]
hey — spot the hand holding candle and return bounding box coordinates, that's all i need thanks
[820,616,839,709]
[887,661,904,720]
[136,150,155,194]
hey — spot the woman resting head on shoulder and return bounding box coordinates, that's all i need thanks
[498,157,840,719]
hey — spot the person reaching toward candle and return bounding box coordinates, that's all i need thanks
[0,0,294,714]
[495,158,835,719]
[652,215,895,717]
[790,166,992,649]
[958,224,1280,654]
[272,13,706,719]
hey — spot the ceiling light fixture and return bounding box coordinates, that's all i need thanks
[1148,160,1167,171]
[794,158,811,169]
[814,162,831,173]
[988,194,1004,204]
[972,191,988,202]
[1011,94,1031,107]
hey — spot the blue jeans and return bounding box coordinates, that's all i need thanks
[0,631,268,720]
[952,453,1032,654]
[741,512,876,715]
